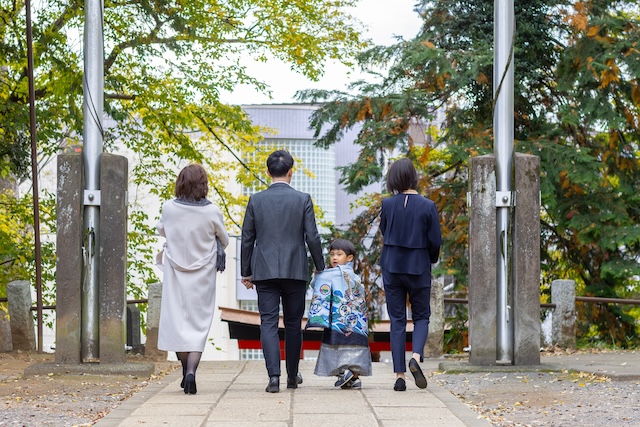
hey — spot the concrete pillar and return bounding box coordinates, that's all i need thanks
[512,153,541,365]
[425,278,444,358]
[468,155,497,365]
[145,282,167,360]
[99,154,128,363]
[0,310,13,352]
[7,280,36,351]
[552,279,576,349]
[56,153,84,363]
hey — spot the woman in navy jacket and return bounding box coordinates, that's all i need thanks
[378,158,442,391]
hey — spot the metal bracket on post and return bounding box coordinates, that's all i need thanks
[496,191,515,207]
[84,190,101,206]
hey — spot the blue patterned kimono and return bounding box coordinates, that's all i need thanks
[307,263,372,377]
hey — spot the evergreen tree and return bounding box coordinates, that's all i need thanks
[299,0,640,347]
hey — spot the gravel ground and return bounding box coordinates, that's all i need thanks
[2,351,640,426]
[434,369,640,427]
[0,352,178,427]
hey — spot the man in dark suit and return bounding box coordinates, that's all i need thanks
[241,149,325,393]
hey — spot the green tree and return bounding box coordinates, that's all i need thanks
[299,0,640,347]
[1,0,365,302]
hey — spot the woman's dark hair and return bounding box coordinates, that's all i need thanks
[175,163,209,200]
[386,158,418,194]
[329,238,357,259]
[267,149,294,178]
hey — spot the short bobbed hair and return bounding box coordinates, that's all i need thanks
[175,163,209,200]
[328,238,357,259]
[267,150,294,178]
[386,158,418,194]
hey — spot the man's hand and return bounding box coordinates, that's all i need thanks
[241,276,254,289]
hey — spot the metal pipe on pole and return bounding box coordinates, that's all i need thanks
[25,0,44,353]
[81,0,104,362]
[493,0,515,364]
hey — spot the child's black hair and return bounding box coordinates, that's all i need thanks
[328,238,357,258]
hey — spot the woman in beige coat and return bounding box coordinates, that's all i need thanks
[157,164,229,394]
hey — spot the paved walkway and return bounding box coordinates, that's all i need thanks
[94,351,639,427]
[94,359,491,427]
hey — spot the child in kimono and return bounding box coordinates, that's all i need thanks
[311,239,372,389]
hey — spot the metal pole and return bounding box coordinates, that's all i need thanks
[25,0,43,353]
[81,0,104,362]
[494,0,514,364]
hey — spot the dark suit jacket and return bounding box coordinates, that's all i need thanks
[241,182,325,282]
[378,193,442,275]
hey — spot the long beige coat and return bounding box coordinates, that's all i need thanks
[156,199,229,352]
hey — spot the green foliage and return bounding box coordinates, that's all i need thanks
[298,0,640,347]
[1,0,364,306]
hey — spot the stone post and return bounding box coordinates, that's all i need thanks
[7,280,36,351]
[512,153,541,365]
[425,278,444,358]
[468,155,497,365]
[551,279,576,349]
[145,282,167,360]
[99,154,128,363]
[56,153,84,363]
[0,310,13,352]
[127,304,141,346]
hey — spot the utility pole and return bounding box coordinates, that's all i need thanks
[493,0,515,365]
[81,0,104,362]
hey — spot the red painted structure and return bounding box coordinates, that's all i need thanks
[219,306,413,359]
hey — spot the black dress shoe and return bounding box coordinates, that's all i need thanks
[287,372,303,389]
[265,376,280,393]
[409,358,428,389]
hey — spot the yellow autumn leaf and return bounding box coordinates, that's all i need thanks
[587,25,599,37]
[571,14,588,32]
[421,40,436,49]
[476,72,489,85]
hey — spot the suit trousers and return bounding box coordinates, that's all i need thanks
[255,279,307,378]
[382,268,431,373]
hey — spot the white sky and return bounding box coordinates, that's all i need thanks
[219,0,423,105]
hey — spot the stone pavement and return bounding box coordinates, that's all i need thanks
[94,351,639,427]
[94,359,492,427]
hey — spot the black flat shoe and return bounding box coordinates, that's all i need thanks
[184,374,197,394]
[409,358,427,389]
[266,376,280,393]
[394,378,406,391]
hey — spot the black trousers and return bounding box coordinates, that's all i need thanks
[255,279,307,378]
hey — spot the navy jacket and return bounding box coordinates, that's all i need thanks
[378,193,442,275]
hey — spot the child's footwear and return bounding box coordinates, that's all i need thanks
[334,369,354,387]
[341,378,362,389]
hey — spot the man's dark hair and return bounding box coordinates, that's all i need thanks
[267,150,294,178]
[386,158,418,194]
[175,163,208,200]
[329,238,357,259]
